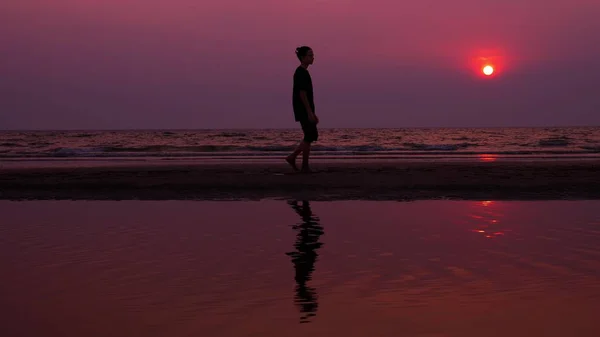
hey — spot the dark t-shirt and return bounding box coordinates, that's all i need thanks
[292,66,314,122]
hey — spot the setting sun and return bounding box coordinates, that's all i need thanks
[482,65,494,76]
[469,50,506,78]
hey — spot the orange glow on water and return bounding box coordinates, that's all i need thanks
[478,154,498,162]
[470,200,506,239]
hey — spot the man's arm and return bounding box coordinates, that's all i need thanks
[299,91,316,122]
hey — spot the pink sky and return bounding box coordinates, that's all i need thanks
[1,0,599,129]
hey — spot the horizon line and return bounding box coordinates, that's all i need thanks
[1,124,599,132]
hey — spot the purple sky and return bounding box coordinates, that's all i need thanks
[1,0,599,130]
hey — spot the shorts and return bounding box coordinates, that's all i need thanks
[300,120,318,143]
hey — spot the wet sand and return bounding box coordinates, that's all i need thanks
[1,159,600,200]
[1,200,599,337]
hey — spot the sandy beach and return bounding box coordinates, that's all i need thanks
[2,159,599,200]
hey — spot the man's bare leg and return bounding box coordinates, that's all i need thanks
[301,142,312,172]
[286,141,306,171]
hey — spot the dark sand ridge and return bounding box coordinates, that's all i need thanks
[1,160,600,201]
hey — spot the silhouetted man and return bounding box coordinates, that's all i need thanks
[286,46,319,173]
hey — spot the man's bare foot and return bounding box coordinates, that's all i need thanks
[286,156,299,171]
[300,167,313,174]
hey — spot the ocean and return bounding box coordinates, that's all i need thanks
[1,127,599,163]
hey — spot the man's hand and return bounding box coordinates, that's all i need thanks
[308,112,317,123]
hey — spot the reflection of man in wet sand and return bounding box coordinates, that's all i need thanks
[286,200,324,323]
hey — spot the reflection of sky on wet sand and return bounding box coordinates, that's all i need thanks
[0,200,599,337]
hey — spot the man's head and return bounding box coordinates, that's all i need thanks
[295,46,314,66]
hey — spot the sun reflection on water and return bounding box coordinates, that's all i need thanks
[478,154,498,162]
[470,200,506,239]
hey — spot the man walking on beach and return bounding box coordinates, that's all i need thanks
[286,46,319,173]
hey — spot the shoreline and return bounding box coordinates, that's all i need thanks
[2,159,600,201]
